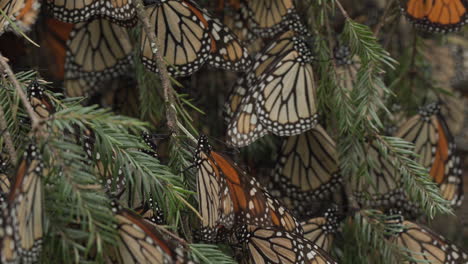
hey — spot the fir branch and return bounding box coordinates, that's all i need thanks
[342,210,405,264]
[342,20,396,68]
[0,103,17,163]
[189,244,237,264]
[0,53,41,131]
[134,0,179,134]
[374,135,452,217]
[43,138,117,262]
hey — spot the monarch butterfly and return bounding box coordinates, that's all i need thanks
[27,80,56,119]
[225,30,305,120]
[0,0,40,34]
[235,225,338,264]
[111,202,192,264]
[194,135,303,241]
[46,0,137,27]
[395,102,463,206]
[226,30,318,146]
[242,0,307,38]
[140,0,251,77]
[64,19,133,97]
[253,30,318,136]
[268,126,342,214]
[388,216,468,263]
[402,0,468,33]
[0,144,44,264]
[301,207,339,253]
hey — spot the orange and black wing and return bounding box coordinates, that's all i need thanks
[208,146,303,235]
[1,144,44,263]
[403,0,468,33]
[141,0,250,77]
[395,102,463,206]
[112,204,189,264]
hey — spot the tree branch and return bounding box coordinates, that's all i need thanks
[134,0,179,135]
[0,53,40,130]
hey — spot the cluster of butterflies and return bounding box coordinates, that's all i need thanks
[2,0,466,94]
[193,134,468,263]
[0,80,197,263]
[0,0,468,263]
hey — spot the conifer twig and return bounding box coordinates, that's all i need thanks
[134,0,179,135]
[0,53,40,130]
[335,0,351,20]
[323,5,360,211]
[0,104,17,164]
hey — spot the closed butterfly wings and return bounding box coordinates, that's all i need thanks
[141,0,250,77]
[268,126,342,213]
[387,217,468,264]
[194,136,303,242]
[253,33,318,136]
[0,145,44,264]
[194,136,227,241]
[111,203,191,264]
[236,225,338,264]
[226,30,318,147]
[395,103,463,206]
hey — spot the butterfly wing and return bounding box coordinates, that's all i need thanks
[268,126,342,213]
[403,0,468,33]
[395,103,463,206]
[46,0,137,27]
[253,32,318,136]
[238,225,338,264]
[210,150,303,234]
[243,0,306,37]
[2,145,45,263]
[391,220,468,263]
[194,136,226,241]
[113,207,188,264]
[64,19,133,97]
[141,0,250,77]
[301,207,339,253]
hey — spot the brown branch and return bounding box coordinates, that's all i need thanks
[335,0,351,20]
[0,53,40,130]
[0,104,17,164]
[373,0,396,37]
[134,0,179,135]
